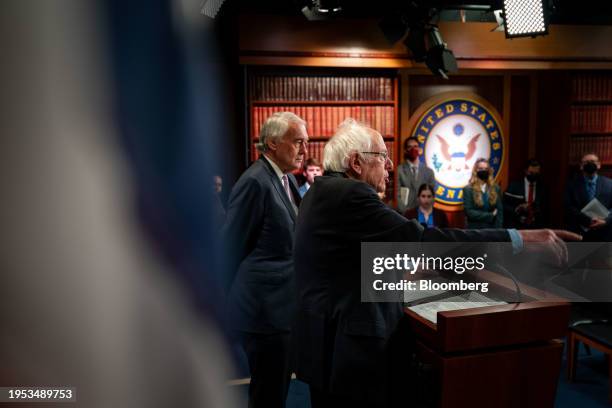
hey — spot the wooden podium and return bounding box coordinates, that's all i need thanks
[404,274,570,408]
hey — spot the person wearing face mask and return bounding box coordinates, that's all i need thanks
[503,159,547,229]
[564,153,612,241]
[403,183,448,228]
[396,136,435,213]
[463,158,504,228]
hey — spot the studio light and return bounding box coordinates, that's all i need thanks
[302,0,342,21]
[200,0,226,19]
[502,0,548,38]
[403,24,427,62]
[424,26,458,79]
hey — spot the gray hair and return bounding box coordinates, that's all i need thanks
[323,118,376,172]
[256,112,306,153]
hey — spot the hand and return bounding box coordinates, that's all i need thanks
[589,218,606,230]
[492,209,498,217]
[515,203,529,214]
[518,229,582,267]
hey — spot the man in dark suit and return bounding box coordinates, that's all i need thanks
[223,112,307,408]
[564,153,612,241]
[504,158,547,229]
[396,136,435,213]
[294,119,578,408]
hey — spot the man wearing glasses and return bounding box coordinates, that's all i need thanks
[293,118,579,408]
[564,153,612,241]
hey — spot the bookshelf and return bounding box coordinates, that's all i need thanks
[569,73,612,167]
[247,70,400,202]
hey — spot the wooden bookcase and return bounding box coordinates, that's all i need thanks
[247,68,400,203]
[569,72,612,168]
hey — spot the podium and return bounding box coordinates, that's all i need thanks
[404,273,570,408]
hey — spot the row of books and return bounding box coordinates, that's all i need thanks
[250,141,397,168]
[251,106,396,138]
[570,135,612,165]
[571,105,612,133]
[572,74,612,102]
[250,76,394,101]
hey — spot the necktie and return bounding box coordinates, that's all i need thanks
[527,183,534,204]
[587,180,596,202]
[282,174,293,204]
[526,183,535,225]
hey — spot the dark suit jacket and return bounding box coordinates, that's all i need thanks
[222,156,301,334]
[403,207,449,228]
[503,179,547,229]
[396,161,436,213]
[564,174,612,239]
[294,172,509,401]
[463,184,503,229]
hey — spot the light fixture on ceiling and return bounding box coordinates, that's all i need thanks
[200,0,226,19]
[424,25,458,79]
[502,0,548,38]
[302,0,342,21]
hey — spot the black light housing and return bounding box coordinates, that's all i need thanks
[424,26,458,79]
[403,24,427,62]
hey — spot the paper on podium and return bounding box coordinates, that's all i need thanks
[581,198,610,220]
[400,187,409,207]
[407,292,506,324]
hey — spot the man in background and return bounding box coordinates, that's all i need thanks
[564,153,612,241]
[397,136,435,213]
[213,175,226,228]
[223,111,307,408]
[298,157,323,197]
[504,159,547,229]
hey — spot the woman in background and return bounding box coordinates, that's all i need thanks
[463,158,503,228]
[404,183,448,228]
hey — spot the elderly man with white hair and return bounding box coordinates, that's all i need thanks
[223,111,308,408]
[293,119,579,408]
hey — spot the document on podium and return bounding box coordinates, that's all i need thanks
[407,292,506,324]
[404,276,452,303]
[581,198,610,220]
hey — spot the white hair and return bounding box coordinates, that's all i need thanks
[256,112,306,152]
[323,118,377,172]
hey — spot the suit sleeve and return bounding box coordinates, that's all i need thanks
[396,166,406,213]
[603,178,612,226]
[348,182,510,243]
[563,181,591,228]
[463,187,494,224]
[425,167,436,186]
[502,183,519,226]
[494,186,503,228]
[221,177,265,290]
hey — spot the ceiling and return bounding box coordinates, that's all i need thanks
[220,0,612,25]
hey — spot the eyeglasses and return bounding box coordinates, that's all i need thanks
[362,151,389,161]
